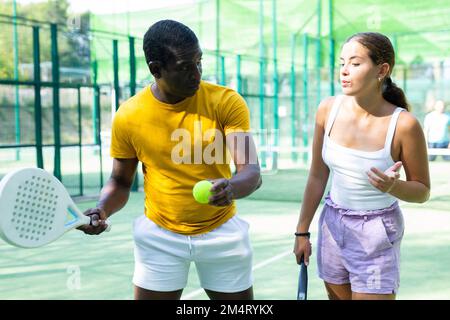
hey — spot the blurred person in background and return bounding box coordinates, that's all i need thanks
[424,100,450,161]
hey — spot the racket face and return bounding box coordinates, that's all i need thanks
[0,168,88,248]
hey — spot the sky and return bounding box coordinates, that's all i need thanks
[15,0,199,14]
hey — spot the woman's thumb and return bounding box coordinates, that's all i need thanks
[393,161,403,172]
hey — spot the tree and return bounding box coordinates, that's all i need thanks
[0,0,90,80]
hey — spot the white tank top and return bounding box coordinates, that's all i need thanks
[322,95,404,211]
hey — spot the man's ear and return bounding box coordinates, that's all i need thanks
[149,61,162,79]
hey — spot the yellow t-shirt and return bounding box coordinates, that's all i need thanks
[110,81,251,235]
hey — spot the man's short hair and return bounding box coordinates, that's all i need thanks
[143,20,198,68]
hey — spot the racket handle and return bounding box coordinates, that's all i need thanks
[297,256,308,300]
[104,220,112,232]
[90,216,112,232]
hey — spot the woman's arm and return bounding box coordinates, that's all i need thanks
[294,98,332,265]
[388,112,430,202]
[296,98,332,233]
[367,112,430,203]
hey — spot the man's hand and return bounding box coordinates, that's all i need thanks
[208,178,234,207]
[77,208,109,235]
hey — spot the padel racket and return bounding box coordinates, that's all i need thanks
[0,167,111,248]
[297,256,308,300]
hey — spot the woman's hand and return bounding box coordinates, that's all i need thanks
[294,235,312,266]
[367,161,403,193]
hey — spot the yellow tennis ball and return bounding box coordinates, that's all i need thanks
[193,180,213,204]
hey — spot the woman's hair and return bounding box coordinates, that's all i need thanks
[345,32,410,111]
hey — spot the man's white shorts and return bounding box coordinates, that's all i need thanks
[132,214,253,293]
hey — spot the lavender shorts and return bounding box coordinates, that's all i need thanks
[317,195,405,295]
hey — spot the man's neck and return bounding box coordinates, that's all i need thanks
[151,83,186,104]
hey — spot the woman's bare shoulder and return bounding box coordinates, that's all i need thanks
[397,110,422,133]
[316,96,339,125]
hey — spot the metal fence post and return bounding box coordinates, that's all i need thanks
[51,23,61,180]
[33,25,43,169]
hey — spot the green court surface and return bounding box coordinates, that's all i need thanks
[0,162,449,300]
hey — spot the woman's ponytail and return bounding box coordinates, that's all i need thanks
[382,77,410,111]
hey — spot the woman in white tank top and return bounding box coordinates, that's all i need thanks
[293,32,430,300]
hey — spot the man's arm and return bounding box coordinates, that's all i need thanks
[208,132,261,206]
[97,158,139,216]
[78,158,138,234]
[227,132,261,198]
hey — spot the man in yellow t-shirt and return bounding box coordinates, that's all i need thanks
[78,20,262,300]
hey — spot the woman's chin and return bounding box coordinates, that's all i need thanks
[341,86,357,96]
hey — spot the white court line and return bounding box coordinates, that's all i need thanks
[181,250,292,300]
[252,250,293,271]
